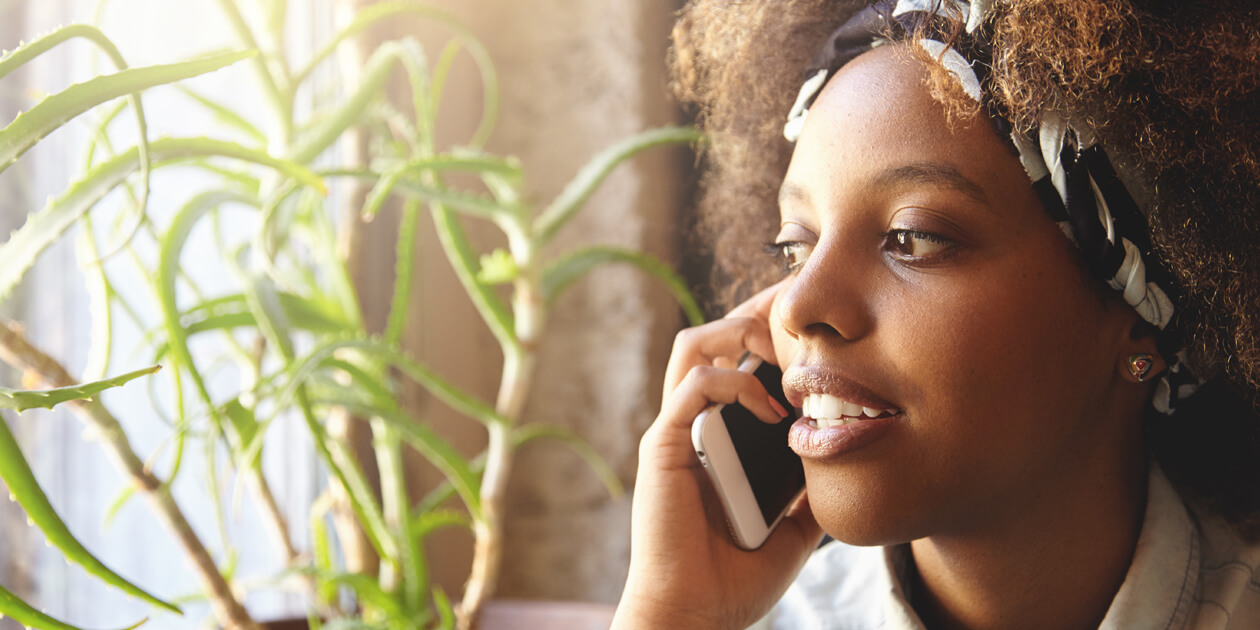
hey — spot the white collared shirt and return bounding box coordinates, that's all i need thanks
[750,466,1260,629]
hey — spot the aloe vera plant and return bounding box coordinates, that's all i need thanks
[0,2,702,629]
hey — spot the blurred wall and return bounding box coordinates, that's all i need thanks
[343,0,692,604]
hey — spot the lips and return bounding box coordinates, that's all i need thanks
[781,365,899,411]
[783,365,901,459]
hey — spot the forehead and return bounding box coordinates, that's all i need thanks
[783,44,1023,207]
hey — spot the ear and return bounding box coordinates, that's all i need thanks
[1117,320,1165,384]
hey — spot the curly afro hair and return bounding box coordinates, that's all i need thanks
[670,0,1260,533]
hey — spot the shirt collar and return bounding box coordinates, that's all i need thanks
[877,465,1200,629]
[1099,465,1200,629]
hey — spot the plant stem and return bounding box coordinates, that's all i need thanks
[458,421,510,630]
[215,0,292,148]
[232,439,323,607]
[250,466,297,562]
[371,417,414,608]
[325,0,380,582]
[458,219,544,630]
[0,319,261,630]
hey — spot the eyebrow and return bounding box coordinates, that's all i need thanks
[778,181,811,210]
[778,161,990,210]
[870,162,990,206]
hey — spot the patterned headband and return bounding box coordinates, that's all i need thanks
[783,0,1202,414]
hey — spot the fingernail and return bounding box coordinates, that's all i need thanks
[768,395,789,418]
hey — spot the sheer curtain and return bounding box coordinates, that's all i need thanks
[0,1,331,626]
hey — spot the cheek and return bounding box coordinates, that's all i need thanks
[893,252,1115,444]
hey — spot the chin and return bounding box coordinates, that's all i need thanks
[803,464,933,547]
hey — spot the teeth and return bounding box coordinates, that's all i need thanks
[817,417,856,429]
[804,393,897,425]
[819,394,843,419]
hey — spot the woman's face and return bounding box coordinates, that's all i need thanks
[769,45,1139,544]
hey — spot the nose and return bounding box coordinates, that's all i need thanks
[775,241,873,343]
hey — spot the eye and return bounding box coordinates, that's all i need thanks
[885,229,955,260]
[764,240,812,274]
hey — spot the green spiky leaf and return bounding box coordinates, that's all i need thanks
[176,86,266,145]
[0,581,148,630]
[295,1,499,147]
[223,399,261,467]
[543,245,704,326]
[280,336,505,429]
[513,423,624,498]
[0,136,325,306]
[410,508,471,539]
[0,24,123,82]
[533,126,704,244]
[433,585,456,630]
[0,410,179,613]
[475,248,517,285]
[0,49,255,174]
[0,365,160,411]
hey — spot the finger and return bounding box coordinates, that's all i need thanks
[786,491,817,524]
[664,318,776,397]
[741,322,778,371]
[723,281,786,366]
[644,367,788,473]
[658,366,787,435]
[786,495,823,545]
[725,279,785,323]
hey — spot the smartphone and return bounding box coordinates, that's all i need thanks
[691,355,806,550]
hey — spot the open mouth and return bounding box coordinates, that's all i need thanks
[802,393,899,428]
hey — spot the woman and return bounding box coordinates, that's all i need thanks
[613,1,1260,628]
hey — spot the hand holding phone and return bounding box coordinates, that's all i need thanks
[692,355,806,550]
[615,285,821,630]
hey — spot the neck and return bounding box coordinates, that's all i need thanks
[908,447,1148,630]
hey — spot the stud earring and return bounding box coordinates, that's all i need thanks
[1128,354,1155,382]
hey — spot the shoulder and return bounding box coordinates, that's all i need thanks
[748,540,904,630]
[1187,506,1260,628]
[1127,465,1260,629]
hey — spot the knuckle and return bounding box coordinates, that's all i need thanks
[672,326,702,351]
[671,365,724,405]
[684,364,719,384]
[730,320,756,345]
[639,423,661,453]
